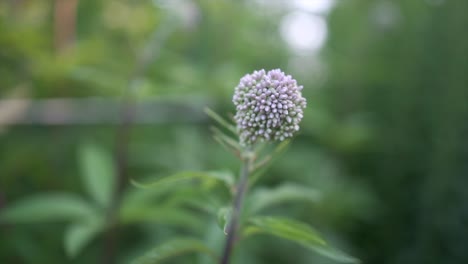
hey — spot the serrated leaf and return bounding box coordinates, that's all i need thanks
[217,207,232,235]
[79,143,116,208]
[0,193,96,223]
[131,171,234,190]
[132,237,218,264]
[248,183,321,213]
[64,217,104,258]
[246,216,358,263]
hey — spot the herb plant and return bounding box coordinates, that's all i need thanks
[133,69,358,264]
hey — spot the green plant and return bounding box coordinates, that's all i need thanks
[132,69,358,264]
[0,142,199,259]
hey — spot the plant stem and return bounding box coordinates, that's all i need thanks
[102,16,176,264]
[220,153,252,264]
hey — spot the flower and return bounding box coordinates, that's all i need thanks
[233,69,306,145]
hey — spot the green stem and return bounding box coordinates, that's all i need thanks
[220,153,252,264]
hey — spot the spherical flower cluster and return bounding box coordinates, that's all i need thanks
[233,69,306,145]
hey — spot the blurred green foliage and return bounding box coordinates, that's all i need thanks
[1,0,467,264]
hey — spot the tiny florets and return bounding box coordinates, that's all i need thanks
[233,69,306,145]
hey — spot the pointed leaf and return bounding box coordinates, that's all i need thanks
[204,107,237,134]
[307,244,360,263]
[248,216,326,245]
[131,171,234,190]
[246,216,358,263]
[79,143,116,208]
[132,237,218,264]
[211,126,241,151]
[248,183,321,213]
[119,205,204,230]
[0,193,96,223]
[64,217,104,258]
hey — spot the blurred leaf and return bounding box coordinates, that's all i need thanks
[163,188,221,214]
[247,216,325,245]
[0,193,96,223]
[217,207,232,235]
[247,183,321,213]
[79,143,116,209]
[64,217,104,258]
[204,107,237,135]
[306,244,360,264]
[132,237,218,264]
[120,188,170,210]
[119,205,204,230]
[246,217,358,263]
[131,171,234,190]
[211,126,241,151]
[212,127,242,157]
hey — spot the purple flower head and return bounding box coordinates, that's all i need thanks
[233,69,306,145]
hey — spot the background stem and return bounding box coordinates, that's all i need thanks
[220,154,252,264]
[102,16,175,264]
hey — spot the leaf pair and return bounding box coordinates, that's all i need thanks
[0,193,103,258]
[131,216,358,264]
[244,217,359,263]
[0,142,116,258]
[205,107,242,157]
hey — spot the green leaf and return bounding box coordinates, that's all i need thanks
[119,206,204,230]
[79,143,116,208]
[246,216,358,263]
[204,107,237,134]
[211,126,241,152]
[248,216,326,245]
[162,188,221,214]
[64,217,104,258]
[217,207,232,235]
[248,183,321,213]
[132,237,218,264]
[0,193,96,223]
[131,171,234,190]
[306,244,360,263]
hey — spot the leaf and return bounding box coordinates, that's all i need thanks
[211,126,241,151]
[0,193,97,223]
[162,188,221,214]
[64,217,104,258]
[246,217,358,263]
[131,171,234,190]
[119,206,204,230]
[306,244,360,263]
[79,143,116,208]
[217,207,232,235]
[132,237,218,264]
[204,107,237,134]
[248,216,326,245]
[120,188,171,211]
[247,183,321,213]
